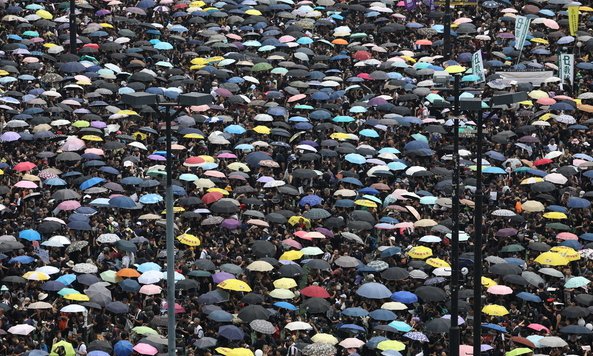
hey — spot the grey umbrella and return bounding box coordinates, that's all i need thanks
[250,319,275,334]
[303,208,331,220]
[305,259,331,270]
[193,337,217,349]
[521,271,545,287]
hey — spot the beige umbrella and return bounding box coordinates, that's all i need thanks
[522,200,545,212]
[27,301,53,310]
[246,260,274,272]
[414,219,438,228]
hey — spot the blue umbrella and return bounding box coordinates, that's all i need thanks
[273,301,298,311]
[380,247,402,258]
[366,336,389,349]
[76,207,97,215]
[114,340,133,356]
[342,307,369,317]
[567,197,590,209]
[109,196,137,209]
[88,351,109,356]
[45,177,67,186]
[560,240,582,250]
[485,150,506,161]
[391,291,418,304]
[388,320,413,332]
[79,177,105,190]
[208,310,234,322]
[516,292,542,303]
[550,102,575,111]
[340,324,366,332]
[41,281,66,291]
[299,195,323,207]
[120,177,143,185]
[482,323,507,333]
[369,309,396,321]
[56,274,76,285]
[356,282,392,299]
[580,233,593,241]
[119,279,140,293]
[68,220,92,231]
[218,325,244,340]
[8,255,35,264]
[310,109,332,120]
[19,229,40,241]
[345,153,367,165]
[335,199,355,208]
[341,177,363,186]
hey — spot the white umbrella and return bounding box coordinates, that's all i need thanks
[97,233,120,244]
[409,270,429,279]
[8,324,36,335]
[285,321,313,331]
[419,235,442,243]
[60,304,87,313]
[492,209,516,217]
[73,263,99,274]
[138,270,164,284]
[544,173,568,185]
[42,235,71,247]
[339,338,366,349]
[538,336,568,348]
[36,266,60,275]
[27,302,53,310]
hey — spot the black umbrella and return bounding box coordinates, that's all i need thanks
[251,240,276,257]
[424,318,450,333]
[559,325,593,334]
[300,297,331,314]
[415,286,446,302]
[278,264,304,277]
[238,305,270,323]
[380,267,410,281]
[176,279,199,291]
[489,263,522,275]
[88,340,113,353]
[210,200,240,214]
[561,306,590,318]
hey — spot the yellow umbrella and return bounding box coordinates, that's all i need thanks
[481,276,498,287]
[530,37,549,44]
[218,278,252,292]
[269,288,295,299]
[176,233,201,247]
[279,250,304,261]
[520,177,544,185]
[22,271,50,281]
[36,9,53,20]
[99,23,114,28]
[580,6,593,11]
[330,132,355,141]
[253,125,271,134]
[227,162,250,172]
[215,348,233,356]
[273,278,297,289]
[377,340,406,351]
[161,207,185,214]
[482,304,509,316]
[207,187,230,195]
[426,258,450,268]
[117,110,139,116]
[534,252,569,266]
[311,333,339,345]
[444,65,467,74]
[81,135,103,142]
[199,155,215,162]
[184,133,204,139]
[528,90,549,99]
[543,212,567,219]
[407,246,433,259]
[551,246,581,262]
[64,293,90,301]
[228,348,254,356]
[288,216,311,227]
[354,199,377,208]
[245,9,262,15]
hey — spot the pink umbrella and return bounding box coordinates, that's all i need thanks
[163,303,186,314]
[281,238,302,249]
[57,200,82,211]
[139,284,162,295]
[85,148,104,155]
[217,152,237,159]
[557,232,578,240]
[288,94,306,102]
[60,137,85,152]
[14,180,38,189]
[536,97,556,106]
[133,343,158,355]
[527,323,550,333]
[486,285,513,295]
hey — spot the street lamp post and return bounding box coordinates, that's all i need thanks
[69,0,77,54]
[122,92,213,355]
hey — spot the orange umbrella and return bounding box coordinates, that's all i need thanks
[116,268,141,278]
[332,38,348,45]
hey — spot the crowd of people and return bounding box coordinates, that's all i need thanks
[0,0,592,355]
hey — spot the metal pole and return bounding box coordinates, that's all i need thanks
[165,106,176,356]
[449,73,461,356]
[69,0,77,54]
[473,108,483,356]
[443,0,452,59]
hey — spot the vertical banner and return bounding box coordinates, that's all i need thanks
[568,6,579,36]
[559,53,574,90]
[404,0,416,11]
[472,50,485,82]
[514,16,531,51]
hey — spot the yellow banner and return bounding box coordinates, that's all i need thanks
[568,6,579,36]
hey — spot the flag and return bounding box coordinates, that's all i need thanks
[472,50,485,82]
[404,0,416,11]
[559,53,574,90]
[568,6,579,36]
[514,16,531,51]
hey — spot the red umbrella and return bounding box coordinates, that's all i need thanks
[533,158,553,166]
[300,285,331,298]
[201,191,224,204]
[184,156,205,166]
[352,50,372,61]
[13,161,37,172]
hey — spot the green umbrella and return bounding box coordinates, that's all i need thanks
[546,223,572,231]
[500,244,525,253]
[252,63,273,72]
[50,340,75,356]
[505,347,533,356]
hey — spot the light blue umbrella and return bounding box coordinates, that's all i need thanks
[153,42,173,50]
[137,262,161,273]
[420,196,438,205]
[345,153,366,165]
[360,129,379,138]
[388,320,413,332]
[19,229,41,241]
[139,194,163,204]
[369,309,396,321]
[356,282,391,299]
[45,177,67,186]
[483,166,507,174]
[564,276,590,289]
[333,115,355,123]
[224,124,246,134]
[342,307,369,317]
[387,162,407,171]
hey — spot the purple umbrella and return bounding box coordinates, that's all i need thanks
[221,218,241,230]
[212,271,234,284]
[1,131,20,142]
[148,154,166,161]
